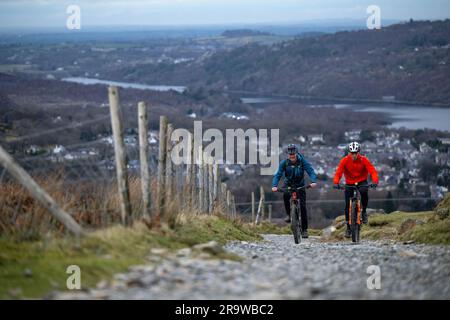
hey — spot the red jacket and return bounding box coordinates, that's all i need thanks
[333,154,379,185]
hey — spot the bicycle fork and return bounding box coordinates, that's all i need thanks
[348,197,362,226]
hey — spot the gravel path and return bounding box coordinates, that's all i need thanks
[54,235,450,299]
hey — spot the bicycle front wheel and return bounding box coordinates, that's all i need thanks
[291,201,301,244]
[351,203,360,243]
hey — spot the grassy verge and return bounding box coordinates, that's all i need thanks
[0,214,262,299]
[250,221,322,236]
[324,210,450,245]
[251,222,291,234]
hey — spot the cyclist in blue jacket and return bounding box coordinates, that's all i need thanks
[272,144,317,238]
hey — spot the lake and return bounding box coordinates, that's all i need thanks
[239,96,450,132]
[62,77,186,93]
[58,79,450,132]
[346,105,450,132]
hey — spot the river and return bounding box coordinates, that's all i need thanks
[62,77,186,93]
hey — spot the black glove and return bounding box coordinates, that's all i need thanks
[371,183,378,189]
[333,184,340,190]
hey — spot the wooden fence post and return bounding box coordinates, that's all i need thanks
[174,162,182,208]
[203,154,209,213]
[165,123,174,202]
[226,190,231,218]
[157,116,168,217]
[0,145,84,235]
[208,162,213,214]
[221,182,227,213]
[185,133,193,210]
[251,191,255,223]
[108,86,132,226]
[202,154,207,213]
[255,186,265,225]
[232,194,237,219]
[138,101,150,219]
[198,146,204,213]
[212,162,219,211]
[190,134,196,211]
[261,186,265,221]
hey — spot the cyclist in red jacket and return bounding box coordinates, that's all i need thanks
[333,142,379,237]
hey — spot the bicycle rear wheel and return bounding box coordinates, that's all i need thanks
[291,201,301,244]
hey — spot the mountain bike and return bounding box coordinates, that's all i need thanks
[278,185,311,244]
[335,183,376,243]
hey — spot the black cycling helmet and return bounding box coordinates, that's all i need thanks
[286,144,298,155]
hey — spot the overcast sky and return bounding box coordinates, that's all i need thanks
[1,0,449,29]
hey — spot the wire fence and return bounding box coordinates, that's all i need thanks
[235,197,441,206]
[0,86,445,236]
[0,86,236,238]
[234,195,441,227]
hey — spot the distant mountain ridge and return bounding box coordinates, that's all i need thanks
[221,29,272,37]
[118,19,450,105]
[202,20,450,105]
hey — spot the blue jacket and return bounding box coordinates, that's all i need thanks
[272,153,317,188]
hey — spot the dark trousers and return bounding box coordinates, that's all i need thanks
[283,189,308,231]
[344,181,369,223]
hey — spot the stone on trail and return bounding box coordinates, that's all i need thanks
[150,248,169,255]
[176,247,192,257]
[398,249,419,258]
[322,226,337,237]
[193,241,225,255]
[96,280,109,290]
[128,265,156,273]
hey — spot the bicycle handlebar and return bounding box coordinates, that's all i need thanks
[334,183,377,190]
[277,184,312,193]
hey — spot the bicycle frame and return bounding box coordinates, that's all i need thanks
[336,183,375,243]
[278,185,311,209]
[346,185,363,226]
[277,185,311,244]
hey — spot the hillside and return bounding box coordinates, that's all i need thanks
[120,20,450,105]
[324,193,450,244]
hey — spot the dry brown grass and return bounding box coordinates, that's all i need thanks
[0,172,170,239]
[1,166,245,240]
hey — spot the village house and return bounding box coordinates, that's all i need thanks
[344,130,361,141]
[308,134,325,144]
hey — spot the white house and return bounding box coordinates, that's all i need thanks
[296,135,306,143]
[345,130,361,141]
[308,134,325,144]
[53,145,66,154]
[26,145,41,155]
